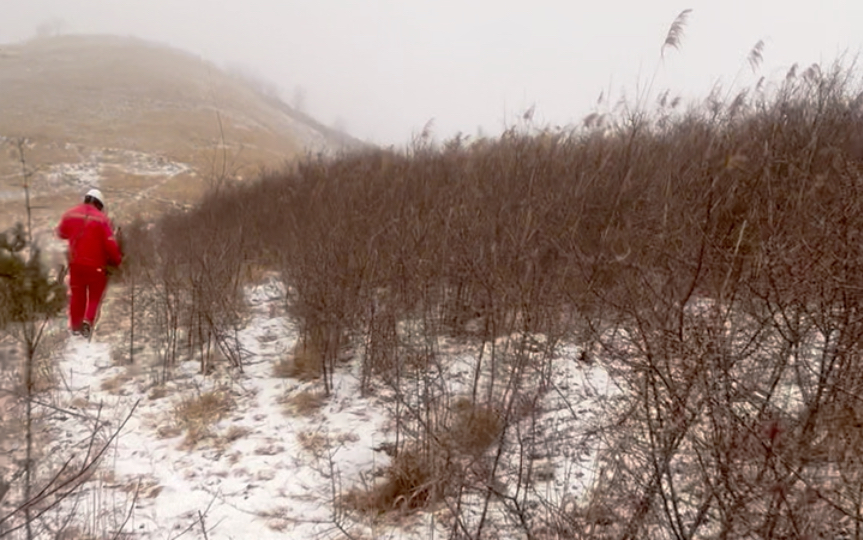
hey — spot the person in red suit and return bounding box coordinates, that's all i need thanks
[56,189,122,339]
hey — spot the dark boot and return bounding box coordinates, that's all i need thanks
[80,321,92,340]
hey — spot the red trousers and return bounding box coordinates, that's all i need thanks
[68,264,108,330]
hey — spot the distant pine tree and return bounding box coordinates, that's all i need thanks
[0,223,65,329]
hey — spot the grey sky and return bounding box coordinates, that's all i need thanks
[3,1,863,145]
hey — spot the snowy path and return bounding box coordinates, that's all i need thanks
[47,285,403,539]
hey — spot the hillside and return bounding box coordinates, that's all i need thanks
[0,34,361,234]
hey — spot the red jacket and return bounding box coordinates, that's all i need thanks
[57,203,123,268]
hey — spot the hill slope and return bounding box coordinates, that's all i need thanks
[0,34,360,232]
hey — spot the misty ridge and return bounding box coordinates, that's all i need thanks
[0,31,363,239]
[4,9,863,540]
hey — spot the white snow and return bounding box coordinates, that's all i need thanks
[30,278,613,539]
[49,161,104,189]
[47,148,191,189]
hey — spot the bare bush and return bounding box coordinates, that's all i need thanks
[130,48,863,538]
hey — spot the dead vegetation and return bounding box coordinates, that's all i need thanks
[99,371,133,394]
[93,13,863,535]
[284,389,326,416]
[223,425,251,443]
[344,400,504,517]
[172,389,235,448]
[273,337,324,381]
[297,430,330,459]
[444,398,503,457]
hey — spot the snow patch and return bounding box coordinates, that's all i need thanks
[49,161,104,188]
[47,148,191,189]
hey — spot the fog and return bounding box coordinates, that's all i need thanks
[3,1,862,145]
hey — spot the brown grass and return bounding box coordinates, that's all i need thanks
[344,448,452,515]
[271,356,296,379]
[100,371,132,394]
[0,35,345,159]
[297,430,330,458]
[223,425,251,443]
[344,398,503,516]
[148,384,168,400]
[173,389,234,447]
[445,398,502,456]
[284,390,326,416]
[70,396,90,410]
[115,475,163,499]
[273,338,323,381]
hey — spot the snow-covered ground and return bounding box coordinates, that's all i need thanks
[14,279,615,539]
[48,147,192,189]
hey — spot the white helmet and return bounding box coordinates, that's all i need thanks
[85,188,104,207]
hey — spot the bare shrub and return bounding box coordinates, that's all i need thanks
[119,202,250,380]
[126,42,863,538]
